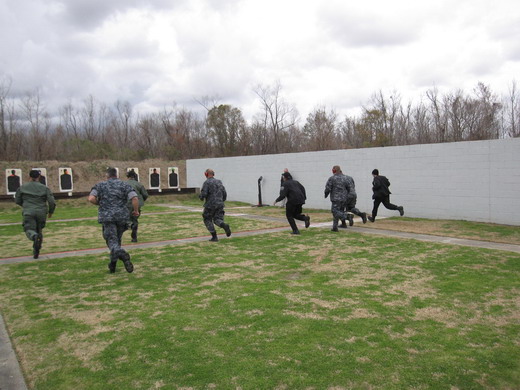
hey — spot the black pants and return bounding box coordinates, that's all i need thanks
[372,196,399,219]
[285,203,306,232]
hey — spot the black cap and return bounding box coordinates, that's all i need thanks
[282,172,292,179]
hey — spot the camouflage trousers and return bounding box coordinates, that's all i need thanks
[22,212,46,240]
[203,206,226,233]
[344,195,363,217]
[102,222,128,259]
[331,201,348,223]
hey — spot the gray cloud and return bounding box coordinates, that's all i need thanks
[1,0,519,124]
[317,3,423,47]
[53,0,181,30]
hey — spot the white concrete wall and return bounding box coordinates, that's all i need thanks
[187,138,520,226]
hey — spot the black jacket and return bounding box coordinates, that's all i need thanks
[276,178,306,205]
[372,175,391,199]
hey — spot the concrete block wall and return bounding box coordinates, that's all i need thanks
[187,138,520,226]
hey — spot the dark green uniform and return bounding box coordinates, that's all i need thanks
[126,178,148,242]
[15,181,56,255]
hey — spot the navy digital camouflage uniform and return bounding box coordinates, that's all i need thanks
[324,173,351,230]
[199,177,230,237]
[90,178,137,263]
[126,178,148,242]
[342,174,367,223]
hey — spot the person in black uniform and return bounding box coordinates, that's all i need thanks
[274,172,310,235]
[368,169,404,222]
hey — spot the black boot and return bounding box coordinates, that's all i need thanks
[361,212,367,224]
[340,220,347,228]
[368,216,375,223]
[347,214,354,226]
[331,220,339,232]
[119,250,134,273]
[223,223,232,237]
[398,206,404,216]
[131,224,138,242]
[108,251,118,273]
[305,215,310,228]
[209,231,219,242]
[32,234,42,259]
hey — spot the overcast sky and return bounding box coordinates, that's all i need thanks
[1,0,519,122]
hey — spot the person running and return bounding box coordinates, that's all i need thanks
[199,169,231,242]
[89,167,139,273]
[274,172,310,235]
[15,170,56,259]
[341,170,368,227]
[368,169,404,222]
[324,165,351,232]
[126,170,148,242]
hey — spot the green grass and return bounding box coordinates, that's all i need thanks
[0,230,519,389]
[0,211,287,258]
[0,194,251,224]
[1,195,520,389]
[365,217,520,245]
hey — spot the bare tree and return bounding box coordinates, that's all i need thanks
[0,76,13,159]
[114,100,133,147]
[19,89,52,160]
[253,82,298,153]
[504,80,520,137]
[60,101,80,139]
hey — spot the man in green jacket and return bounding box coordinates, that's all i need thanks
[126,169,148,242]
[15,170,56,258]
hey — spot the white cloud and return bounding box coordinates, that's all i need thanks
[1,0,519,122]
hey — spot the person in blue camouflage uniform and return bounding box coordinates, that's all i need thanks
[15,170,56,259]
[199,169,231,242]
[324,165,352,232]
[342,172,368,227]
[126,170,148,242]
[88,167,139,273]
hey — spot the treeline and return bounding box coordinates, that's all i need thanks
[1,79,519,162]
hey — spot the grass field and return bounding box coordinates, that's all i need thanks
[0,195,519,389]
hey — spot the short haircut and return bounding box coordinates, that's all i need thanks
[29,170,40,179]
[333,165,342,173]
[106,167,118,178]
[372,169,379,175]
[205,169,215,176]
